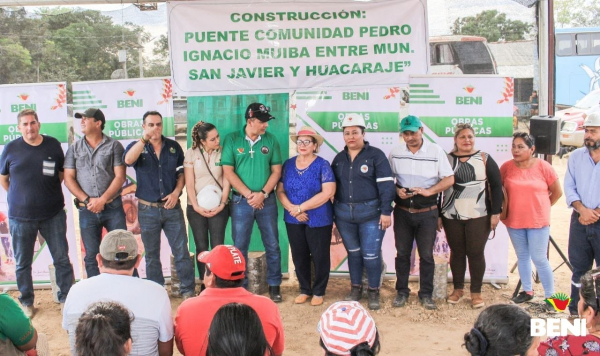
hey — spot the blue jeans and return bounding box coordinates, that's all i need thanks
[334,200,385,289]
[568,211,600,314]
[230,194,281,286]
[137,203,195,295]
[10,210,73,306]
[79,197,127,278]
[507,226,555,298]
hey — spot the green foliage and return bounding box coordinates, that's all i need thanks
[451,10,533,42]
[0,7,156,85]
[555,0,600,27]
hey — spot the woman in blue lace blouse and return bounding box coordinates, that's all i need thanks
[276,126,336,306]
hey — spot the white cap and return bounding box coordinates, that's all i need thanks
[196,185,222,210]
[584,111,600,127]
[341,113,366,128]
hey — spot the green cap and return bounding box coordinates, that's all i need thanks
[99,229,138,262]
[400,115,422,132]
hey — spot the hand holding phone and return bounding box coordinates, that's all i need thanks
[405,188,414,196]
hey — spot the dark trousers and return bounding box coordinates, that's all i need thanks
[442,215,490,293]
[285,223,332,296]
[187,204,229,279]
[394,206,438,298]
[569,211,600,314]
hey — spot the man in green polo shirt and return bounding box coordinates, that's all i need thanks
[222,102,283,302]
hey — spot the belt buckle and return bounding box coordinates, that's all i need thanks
[408,207,416,214]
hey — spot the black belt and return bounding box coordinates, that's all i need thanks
[138,198,178,208]
[232,191,243,197]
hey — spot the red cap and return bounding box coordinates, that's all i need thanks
[198,245,245,280]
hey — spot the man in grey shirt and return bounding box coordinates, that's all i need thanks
[64,108,127,278]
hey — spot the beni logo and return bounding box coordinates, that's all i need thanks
[117,99,143,108]
[531,318,587,337]
[463,85,475,93]
[545,292,571,312]
[17,93,29,101]
[123,89,136,97]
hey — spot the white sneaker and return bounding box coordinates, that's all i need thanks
[22,305,33,318]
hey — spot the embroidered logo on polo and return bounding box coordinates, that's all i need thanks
[360,165,368,173]
[261,146,269,155]
[169,147,176,153]
[237,148,244,154]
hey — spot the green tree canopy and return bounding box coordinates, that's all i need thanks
[0,7,154,85]
[452,10,533,42]
[555,0,600,27]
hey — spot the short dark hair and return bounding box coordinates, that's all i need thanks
[17,109,39,125]
[206,266,244,288]
[464,304,533,356]
[142,110,163,123]
[75,301,133,356]
[206,303,274,356]
[580,268,600,316]
[101,256,138,271]
[320,332,381,356]
[513,132,535,149]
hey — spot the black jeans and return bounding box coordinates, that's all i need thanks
[393,206,438,298]
[187,204,229,279]
[568,211,600,314]
[285,223,332,296]
[442,215,490,293]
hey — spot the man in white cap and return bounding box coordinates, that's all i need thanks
[565,111,600,316]
[64,108,127,278]
[62,229,174,356]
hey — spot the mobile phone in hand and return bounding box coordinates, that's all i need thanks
[405,188,414,196]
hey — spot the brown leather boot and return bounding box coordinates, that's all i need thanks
[447,289,464,304]
[471,293,485,309]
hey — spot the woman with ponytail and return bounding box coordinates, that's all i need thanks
[75,301,133,356]
[184,121,231,291]
[318,301,380,356]
[464,304,538,356]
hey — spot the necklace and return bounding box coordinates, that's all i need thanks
[295,166,309,176]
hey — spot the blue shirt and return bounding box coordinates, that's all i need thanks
[123,136,184,202]
[0,136,65,221]
[564,147,600,210]
[281,156,335,228]
[331,142,396,216]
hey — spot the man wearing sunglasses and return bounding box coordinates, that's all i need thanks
[222,103,283,302]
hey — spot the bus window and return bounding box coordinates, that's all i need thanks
[592,33,600,54]
[576,34,591,55]
[556,34,573,56]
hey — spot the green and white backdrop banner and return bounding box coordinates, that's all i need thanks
[168,0,428,94]
[295,75,513,281]
[0,82,81,285]
[72,78,175,279]
[410,75,513,281]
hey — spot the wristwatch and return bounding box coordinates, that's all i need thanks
[261,189,269,199]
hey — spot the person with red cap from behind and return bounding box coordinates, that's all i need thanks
[174,245,284,356]
[318,301,381,356]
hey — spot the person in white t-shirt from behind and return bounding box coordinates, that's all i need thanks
[62,229,174,356]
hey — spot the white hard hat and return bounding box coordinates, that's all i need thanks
[196,185,222,210]
[584,110,600,127]
[341,113,366,128]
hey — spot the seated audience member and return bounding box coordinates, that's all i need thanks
[0,293,37,356]
[175,245,284,356]
[75,301,133,356]
[539,268,600,355]
[206,303,274,356]
[464,304,539,356]
[62,229,174,356]
[318,301,380,356]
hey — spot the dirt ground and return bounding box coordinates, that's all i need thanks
[5,155,576,356]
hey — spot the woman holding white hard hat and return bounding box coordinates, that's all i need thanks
[184,121,231,289]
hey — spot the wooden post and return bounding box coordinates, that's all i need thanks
[431,257,449,301]
[247,251,268,295]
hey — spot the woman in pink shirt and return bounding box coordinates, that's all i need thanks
[500,132,562,307]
